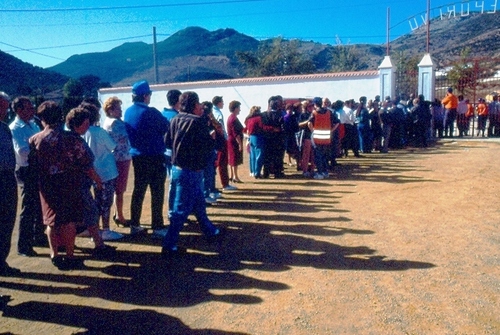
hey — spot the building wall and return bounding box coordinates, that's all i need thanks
[98,70,380,124]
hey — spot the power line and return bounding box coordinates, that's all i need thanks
[3,35,151,53]
[0,0,264,12]
[0,41,65,62]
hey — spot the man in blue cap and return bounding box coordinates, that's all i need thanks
[124,80,170,238]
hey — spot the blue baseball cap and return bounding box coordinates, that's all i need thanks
[132,80,152,96]
[312,97,322,106]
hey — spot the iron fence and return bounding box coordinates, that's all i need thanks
[395,56,500,137]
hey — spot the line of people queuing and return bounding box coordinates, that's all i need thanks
[0,81,231,272]
[243,94,434,181]
[1,81,498,274]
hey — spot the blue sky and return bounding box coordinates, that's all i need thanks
[0,0,497,69]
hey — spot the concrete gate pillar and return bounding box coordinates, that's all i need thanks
[378,55,396,101]
[418,53,436,102]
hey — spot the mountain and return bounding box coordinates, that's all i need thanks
[49,27,260,87]
[390,11,500,65]
[0,51,68,97]
[48,12,499,87]
[1,11,500,97]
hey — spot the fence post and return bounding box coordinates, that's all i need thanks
[418,53,436,102]
[378,56,396,100]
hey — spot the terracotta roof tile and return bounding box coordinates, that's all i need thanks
[100,71,379,93]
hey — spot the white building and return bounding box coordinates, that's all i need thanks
[99,70,380,123]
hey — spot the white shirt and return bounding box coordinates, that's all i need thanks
[341,106,356,125]
[213,105,228,138]
[9,116,41,169]
[82,125,118,182]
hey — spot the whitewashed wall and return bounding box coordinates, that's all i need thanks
[98,70,380,125]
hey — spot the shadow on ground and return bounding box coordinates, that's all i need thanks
[0,141,440,333]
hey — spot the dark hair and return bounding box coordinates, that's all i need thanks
[201,101,213,116]
[179,91,200,114]
[292,102,302,114]
[268,96,280,110]
[82,96,101,109]
[66,107,90,131]
[37,101,62,126]
[333,100,344,110]
[132,94,147,103]
[167,89,182,107]
[229,100,241,112]
[12,96,32,113]
[212,96,223,106]
[79,102,100,125]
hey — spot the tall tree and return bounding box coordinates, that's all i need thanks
[237,38,316,77]
[62,78,84,116]
[330,45,365,72]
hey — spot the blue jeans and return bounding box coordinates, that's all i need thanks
[163,166,217,250]
[249,135,264,176]
[357,123,373,153]
[313,144,330,174]
[203,150,217,197]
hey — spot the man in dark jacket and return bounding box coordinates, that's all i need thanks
[0,92,21,276]
[261,96,285,178]
[162,91,223,257]
[412,95,432,148]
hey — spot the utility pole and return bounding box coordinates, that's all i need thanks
[426,0,430,53]
[153,26,159,84]
[386,7,390,56]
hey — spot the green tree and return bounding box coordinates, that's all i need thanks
[237,38,316,77]
[79,75,101,98]
[330,45,365,72]
[62,78,84,116]
[79,74,112,99]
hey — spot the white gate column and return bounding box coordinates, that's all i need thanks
[418,53,436,102]
[378,55,396,101]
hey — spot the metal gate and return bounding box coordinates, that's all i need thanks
[435,57,500,137]
[395,56,500,137]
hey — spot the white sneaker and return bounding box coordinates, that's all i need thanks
[210,192,222,199]
[303,171,312,178]
[100,229,123,241]
[130,225,146,235]
[205,196,217,204]
[322,172,329,178]
[77,229,91,237]
[313,173,324,180]
[152,228,168,239]
[223,185,238,191]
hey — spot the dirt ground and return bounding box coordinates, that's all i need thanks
[1,138,499,335]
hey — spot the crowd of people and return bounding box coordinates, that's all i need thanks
[0,82,499,274]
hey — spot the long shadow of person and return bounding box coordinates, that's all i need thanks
[2,300,249,335]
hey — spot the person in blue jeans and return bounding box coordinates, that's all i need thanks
[244,106,264,178]
[162,91,223,257]
[201,101,222,203]
[356,96,373,153]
